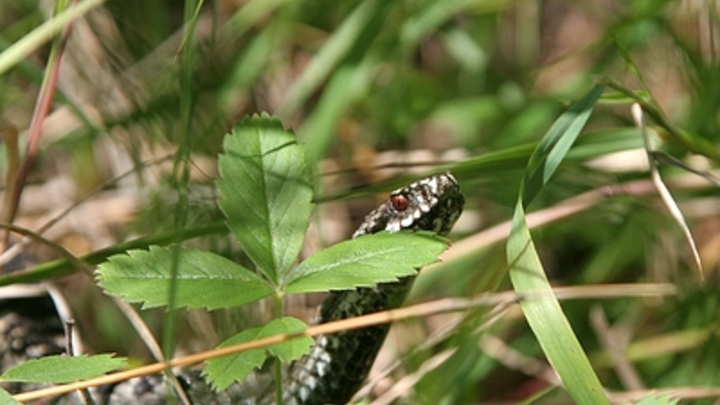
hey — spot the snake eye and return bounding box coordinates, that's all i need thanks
[390,194,408,211]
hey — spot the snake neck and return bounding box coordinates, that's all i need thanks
[277,277,415,405]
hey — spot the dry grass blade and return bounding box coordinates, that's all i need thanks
[368,349,455,405]
[631,103,703,278]
[433,174,716,270]
[479,333,559,384]
[353,297,515,401]
[609,387,720,403]
[589,305,644,391]
[111,297,192,405]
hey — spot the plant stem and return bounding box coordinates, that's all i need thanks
[273,292,284,405]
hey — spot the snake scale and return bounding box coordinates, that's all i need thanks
[0,173,464,404]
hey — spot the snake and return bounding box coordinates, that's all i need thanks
[0,173,464,405]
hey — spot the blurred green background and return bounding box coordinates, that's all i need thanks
[2,0,720,403]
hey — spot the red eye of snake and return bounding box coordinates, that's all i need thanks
[390,194,408,211]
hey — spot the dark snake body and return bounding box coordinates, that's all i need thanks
[1,173,464,405]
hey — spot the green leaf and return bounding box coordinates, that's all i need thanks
[97,246,273,310]
[203,317,312,391]
[0,388,20,405]
[285,232,449,294]
[507,85,609,405]
[259,318,313,362]
[217,114,313,284]
[0,354,125,384]
[0,388,22,405]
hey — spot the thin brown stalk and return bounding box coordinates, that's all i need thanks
[435,174,714,267]
[6,1,78,239]
[0,122,19,253]
[14,283,675,403]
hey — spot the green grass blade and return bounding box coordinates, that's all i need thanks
[507,204,609,404]
[277,0,393,119]
[0,0,106,76]
[522,84,604,206]
[400,0,502,51]
[301,54,378,163]
[507,85,609,404]
[219,20,288,111]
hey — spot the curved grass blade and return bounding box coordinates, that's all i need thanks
[507,84,610,404]
[522,85,605,206]
[631,104,703,277]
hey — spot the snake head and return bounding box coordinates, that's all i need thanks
[352,173,465,238]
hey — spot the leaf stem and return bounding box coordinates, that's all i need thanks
[273,292,284,405]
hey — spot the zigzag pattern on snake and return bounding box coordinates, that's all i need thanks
[0,173,464,405]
